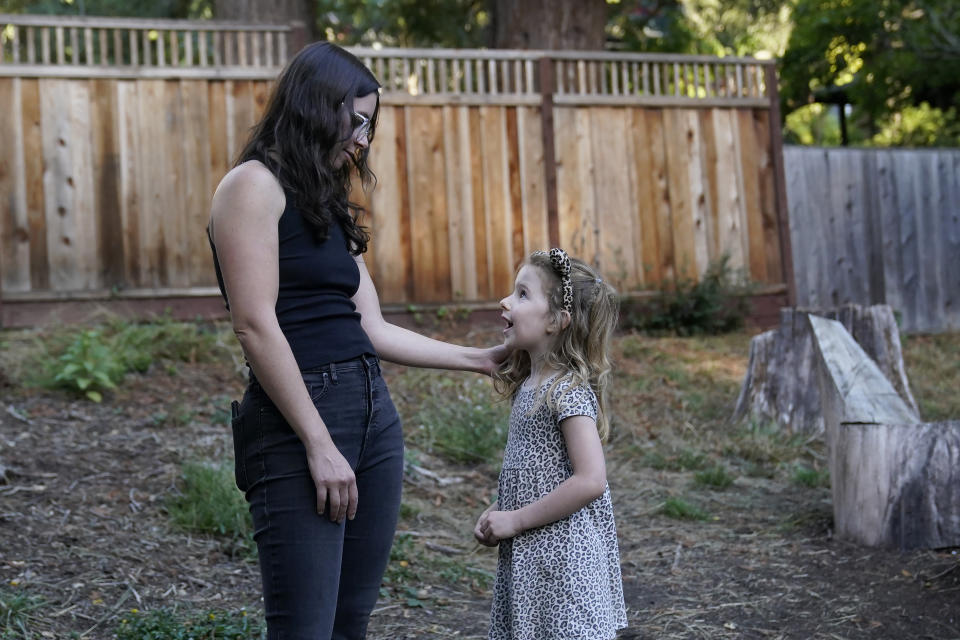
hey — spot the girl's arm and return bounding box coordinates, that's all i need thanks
[210,161,358,523]
[478,415,607,541]
[352,256,507,374]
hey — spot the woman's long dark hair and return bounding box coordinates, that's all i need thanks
[237,42,380,254]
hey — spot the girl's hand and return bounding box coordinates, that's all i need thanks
[474,503,500,546]
[306,442,358,523]
[478,509,523,542]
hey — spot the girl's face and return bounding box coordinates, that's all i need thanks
[500,264,556,358]
[332,91,377,169]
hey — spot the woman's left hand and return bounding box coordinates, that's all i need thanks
[479,343,511,376]
[480,509,523,542]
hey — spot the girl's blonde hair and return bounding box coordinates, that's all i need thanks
[493,250,620,440]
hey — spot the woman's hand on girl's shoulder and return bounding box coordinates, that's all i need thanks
[480,343,511,376]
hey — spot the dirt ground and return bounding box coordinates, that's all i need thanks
[1,322,958,640]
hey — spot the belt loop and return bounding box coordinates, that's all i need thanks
[363,354,378,378]
[330,361,338,384]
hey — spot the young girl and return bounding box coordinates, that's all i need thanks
[474,248,627,639]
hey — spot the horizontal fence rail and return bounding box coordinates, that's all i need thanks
[0,14,291,78]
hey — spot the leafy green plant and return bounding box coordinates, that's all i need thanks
[165,462,253,555]
[50,329,124,402]
[0,589,45,640]
[693,465,736,490]
[625,255,754,336]
[25,318,235,401]
[660,496,709,521]
[115,607,263,640]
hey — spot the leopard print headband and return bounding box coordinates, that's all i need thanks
[533,248,573,313]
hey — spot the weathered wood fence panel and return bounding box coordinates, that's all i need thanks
[0,14,789,325]
[785,146,960,332]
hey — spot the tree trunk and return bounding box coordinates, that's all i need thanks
[810,315,960,550]
[733,305,919,435]
[214,0,316,50]
[492,0,607,50]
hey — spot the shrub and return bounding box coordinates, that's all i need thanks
[625,255,753,336]
[27,318,235,401]
[50,329,124,402]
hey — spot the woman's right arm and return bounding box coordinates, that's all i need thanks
[208,161,358,523]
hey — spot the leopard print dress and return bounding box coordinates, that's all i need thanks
[489,375,627,640]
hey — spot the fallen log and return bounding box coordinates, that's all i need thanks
[810,315,960,550]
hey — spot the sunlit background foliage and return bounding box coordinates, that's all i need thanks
[2,0,958,146]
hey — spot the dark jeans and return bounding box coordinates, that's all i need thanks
[231,355,404,640]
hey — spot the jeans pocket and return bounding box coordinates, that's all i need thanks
[307,371,330,404]
[230,400,250,492]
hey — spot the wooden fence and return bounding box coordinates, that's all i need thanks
[0,14,791,326]
[785,146,960,333]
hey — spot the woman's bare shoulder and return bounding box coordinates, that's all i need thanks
[210,160,286,233]
[216,160,284,200]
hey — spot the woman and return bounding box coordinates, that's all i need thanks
[207,42,504,639]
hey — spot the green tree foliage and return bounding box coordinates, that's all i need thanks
[607,0,791,56]
[780,0,960,146]
[315,0,491,48]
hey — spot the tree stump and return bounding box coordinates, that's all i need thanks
[810,315,960,550]
[733,304,918,435]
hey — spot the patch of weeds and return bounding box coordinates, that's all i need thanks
[115,607,263,640]
[21,318,235,401]
[382,534,421,599]
[437,559,495,592]
[693,465,736,490]
[399,501,421,521]
[779,505,833,534]
[151,406,197,428]
[660,497,709,521]
[411,377,509,465]
[644,448,709,472]
[165,461,253,556]
[724,420,808,467]
[0,588,45,640]
[792,465,830,488]
[742,461,776,479]
[623,255,754,336]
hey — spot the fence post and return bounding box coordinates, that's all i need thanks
[288,20,309,58]
[538,55,560,248]
[765,62,796,307]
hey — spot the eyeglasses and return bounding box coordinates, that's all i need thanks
[350,112,372,142]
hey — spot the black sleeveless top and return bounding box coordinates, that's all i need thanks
[209,200,376,371]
